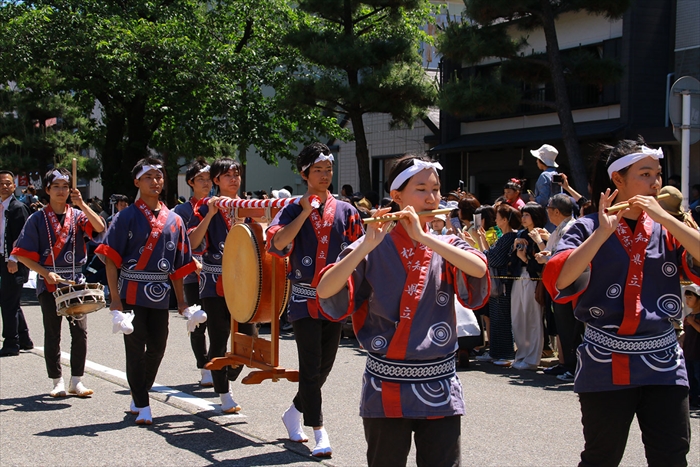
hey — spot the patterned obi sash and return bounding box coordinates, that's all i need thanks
[120,268,168,283]
[584,325,677,355]
[291,282,316,300]
[39,266,78,278]
[201,262,222,276]
[366,352,456,383]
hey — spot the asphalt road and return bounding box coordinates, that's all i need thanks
[1,290,699,467]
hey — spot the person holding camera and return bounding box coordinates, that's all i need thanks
[531,144,562,209]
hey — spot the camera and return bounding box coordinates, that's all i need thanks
[516,243,526,251]
[552,174,563,184]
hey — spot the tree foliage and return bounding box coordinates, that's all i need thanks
[0,0,345,203]
[282,0,438,193]
[436,0,629,192]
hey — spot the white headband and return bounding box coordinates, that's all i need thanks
[607,146,664,179]
[135,164,163,180]
[197,165,210,175]
[51,170,70,182]
[390,159,443,191]
[301,153,334,173]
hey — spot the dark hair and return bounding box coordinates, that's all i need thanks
[283,185,294,195]
[0,170,15,178]
[549,193,575,217]
[520,202,547,228]
[112,194,129,204]
[210,158,241,185]
[590,136,650,204]
[475,205,496,229]
[365,190,379,208]
[504,178,525,192]
[26,185,36,195]
[43,168,72,189]
[131,156,164,180]
[458,196,481,221]
[341,184,354,197]
[496,203,522,230]
[297,142,332,181]
[385,153,435,193]
[185,157,210,182]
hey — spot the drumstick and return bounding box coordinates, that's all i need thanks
[72,158,77,190]
[59,278,76,286]
[363,208,454,224]
[603,193,671,213]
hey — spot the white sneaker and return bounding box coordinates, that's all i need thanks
[220,392,241,413]
[68,376,93,397]
[135,406,152,425]
[49,377,67,398]
[200,369,213,387]
[312,427,332,457]
[493,359,513,367]
[475,352,493,362]
[282,404,308,442]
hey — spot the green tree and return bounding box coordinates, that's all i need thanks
[437,0,629,192]
[282,0,438,194]
[0,78,100,181]
[1,0,344,203]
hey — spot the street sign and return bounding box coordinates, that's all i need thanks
[669,76,700,144]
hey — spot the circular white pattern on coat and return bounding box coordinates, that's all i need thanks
[139,246,144,255]
[64,251,74,264]
[166,241,175,251]
[302,256,313,267]
[295,269,302,279]
[589,307,605,318]
[340,243,348,250]
[584,343,612,363]
[219,242,225,253]
[144,282,168,302]
[158,258,170,272]
[128,231,133,239]
[427,322,452,346]
[640,348,682,372]
[661,262,677,277]
[198,275,206,294]
[436,292,450,306]
[656,294,682,316]
[371,336,388,351]
[44,248,51,257]
[213,254,222,260]
[411,381,451,407]
[606,284,622,299]
[370,377,382,392]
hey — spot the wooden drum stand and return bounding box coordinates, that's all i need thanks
[205,198,299,384]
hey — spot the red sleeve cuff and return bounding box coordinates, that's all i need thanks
[170,261,198,281]
[95,244,123,268]
[10,247,40,262]
[265,224,294,258]
[542,249,588,303]
[316,263,356,322]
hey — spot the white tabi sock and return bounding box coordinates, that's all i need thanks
[281,404,308,442]
[68,376,93,397]
[50,377,66,397]
[135,405,152,425]
[200,369,213,387]
[219,392,241,413]
[312,427,332,457]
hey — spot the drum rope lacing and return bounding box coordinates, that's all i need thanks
[43,208,85,322]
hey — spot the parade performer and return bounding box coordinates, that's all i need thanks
[266,142,363,457]
[188,158,255,414]
[316,154,489,467]
[97,157,195,425]
[543,138,700,466]
[173,158,212,387]
[13,168,105,397]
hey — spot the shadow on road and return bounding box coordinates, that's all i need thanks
[0,393,72,413]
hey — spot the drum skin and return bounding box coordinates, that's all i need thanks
[222,223,290,323]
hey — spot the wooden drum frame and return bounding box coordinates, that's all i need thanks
[54,283,106,317]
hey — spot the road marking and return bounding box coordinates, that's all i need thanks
[40,347,238,415]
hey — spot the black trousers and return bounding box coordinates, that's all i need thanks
[201,296,257,394]
[578,385,690,467]
[124,306,169,408]
[552,301,583,372]
[0,259,31,351]
[38,291,87,379]
[291,317,343,427]
[184,282,208,369]
[363,416,461,467]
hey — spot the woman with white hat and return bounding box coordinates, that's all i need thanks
[531,144,561,209]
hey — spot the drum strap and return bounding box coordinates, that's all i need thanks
[306,192,336,319]
[42,206,76,293]
[126,200,169,304]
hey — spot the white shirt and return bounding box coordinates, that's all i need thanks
[545,216,575,254]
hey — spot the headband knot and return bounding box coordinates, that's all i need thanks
[607,146,663,179]
[135,164,163,180]
[301,153,334,173]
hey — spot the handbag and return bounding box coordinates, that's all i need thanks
[534,279,546,306]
